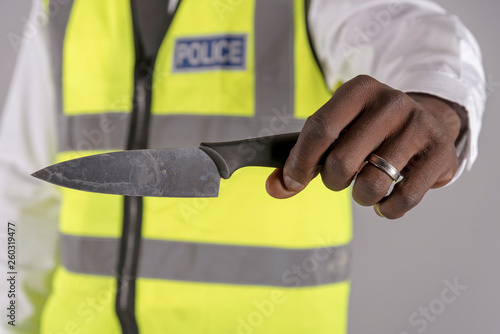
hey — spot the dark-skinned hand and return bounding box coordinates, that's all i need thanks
[266,75,467,219]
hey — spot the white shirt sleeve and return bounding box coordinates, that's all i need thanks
[0,1,61,332]
[308,0,486,182]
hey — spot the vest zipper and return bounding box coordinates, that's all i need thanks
[116,2,181,333]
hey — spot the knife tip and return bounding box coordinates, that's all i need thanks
[31,168,49,180]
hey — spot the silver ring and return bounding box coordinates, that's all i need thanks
[366,154,403,182]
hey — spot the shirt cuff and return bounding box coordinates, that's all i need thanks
[395,70,484,184]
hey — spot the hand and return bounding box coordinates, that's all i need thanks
[266,75,466,219]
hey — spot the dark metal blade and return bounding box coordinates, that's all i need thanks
[31,148,221,197]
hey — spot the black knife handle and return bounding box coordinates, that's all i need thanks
[199,132,300,179]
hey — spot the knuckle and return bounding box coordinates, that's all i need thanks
[407,110,452,149]
[356,176,388,200]
[408,107,433,128]
[305,114,338,140]
[441,150,459,184]
[449,149,459,169]
[286,148,315,177]
[430,126,452,147]
[326,151,357,181]
[397,188,422,211]
[444,142,459,162]
[441,168,456,185]
[320,172,346,192]
[383,90,411,110]
[410,110,454,148]
[352,74,377,86]
[347,74,379,95]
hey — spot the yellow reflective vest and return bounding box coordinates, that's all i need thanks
[41,0,352,333]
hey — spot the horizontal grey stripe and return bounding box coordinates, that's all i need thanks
[60,233,351,287]
[58,112,129,152]
[58,112,305,152]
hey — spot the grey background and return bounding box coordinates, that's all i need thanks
[1,1,498,333]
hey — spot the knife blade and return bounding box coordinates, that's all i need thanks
[31,132,300,197]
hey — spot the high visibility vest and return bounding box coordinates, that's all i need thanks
[41,0,352,333]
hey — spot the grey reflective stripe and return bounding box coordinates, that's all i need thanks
[55,0,301,153]
[58,112,305,152]
[149,113,304,148]
[58,113,129,152]
[60,233,351,287]
[254,0,295,119]
[48,0,75,116]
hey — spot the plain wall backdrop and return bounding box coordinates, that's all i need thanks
[1,1,499,333]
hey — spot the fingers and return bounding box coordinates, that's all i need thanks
[278,75,385,196]
[353,108,458,215]
[266,168,297,199]
[266,167,322,199]
[375,133,458,220]
[320,89,412,192]
[350,113,427,206]
[265,76,460,220]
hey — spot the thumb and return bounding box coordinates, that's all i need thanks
[265,168,301,199]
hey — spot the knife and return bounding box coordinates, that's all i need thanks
[31,132,300,197]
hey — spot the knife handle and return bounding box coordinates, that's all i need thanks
[199,132,300,179]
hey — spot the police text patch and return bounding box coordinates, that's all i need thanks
[173,35,247,72]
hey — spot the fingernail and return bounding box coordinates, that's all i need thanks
[284,175,305,192]
[374,203,385,218]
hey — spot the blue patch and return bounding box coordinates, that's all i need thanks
[173,35,246,72]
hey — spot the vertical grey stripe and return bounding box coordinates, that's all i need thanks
[58,113,305,152]
[48,0,75,116]
[254,0,295,118]
[60,233,351,287]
